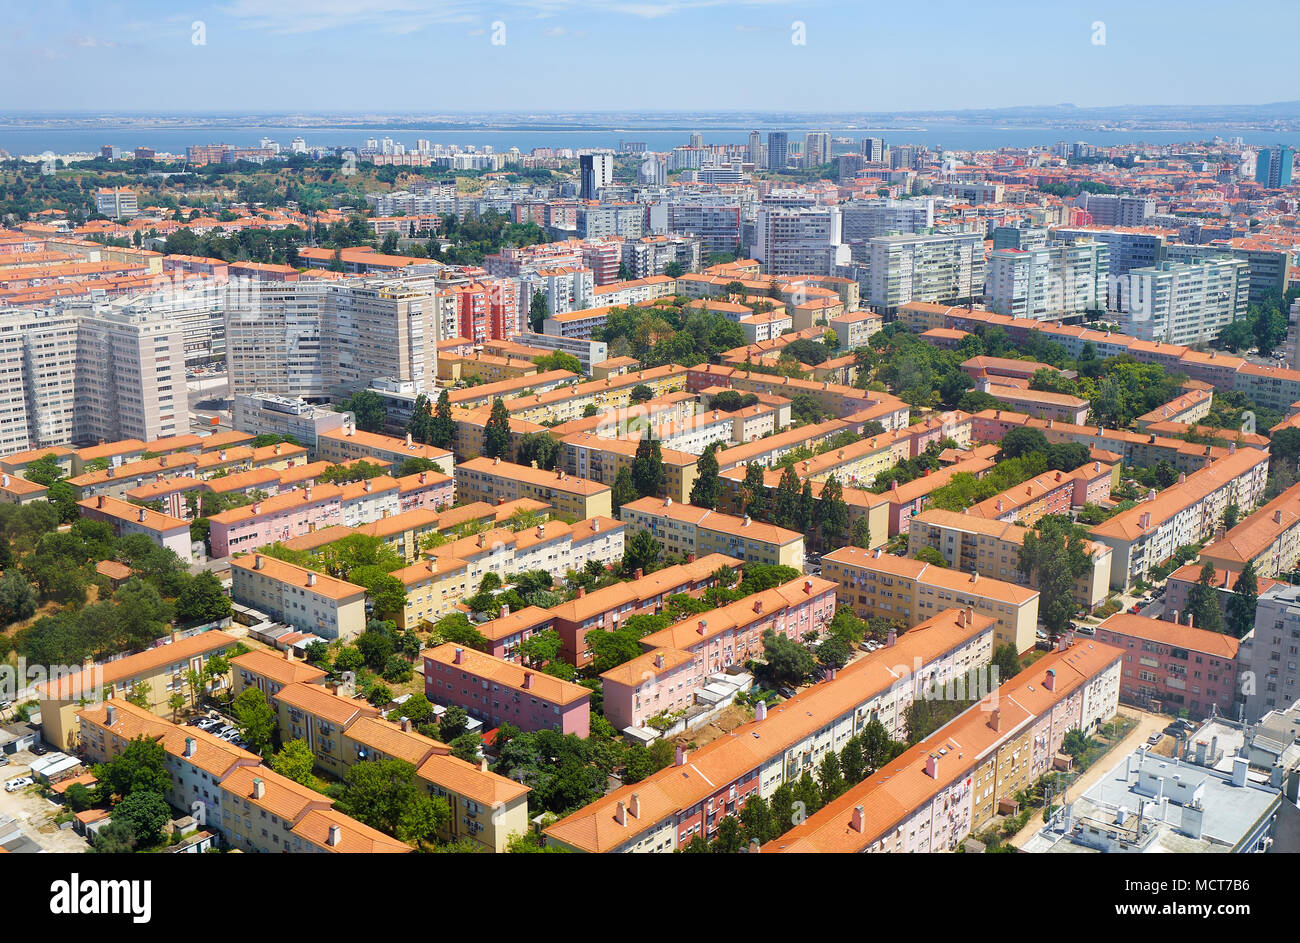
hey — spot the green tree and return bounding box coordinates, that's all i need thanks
[1226,560,1259,639]
[913,546,948,567]
[631,437,665,498]
[431,389,455,449]
[231,687,277,755]
[92,735,172,800]
[339,390,387,433]
[689,444,721,510]
[336,758,449,844]
[1019,516,1091,639]
[270,739,317,785]
[611,466,638,516]
[761,629,815,687]
[1186,560,1226,634]
[740,462,769,521]
[817,750,847,804]
[528,290,550,333]
[772,465,801,529]
[483,397,513,460]
[813,475,849,551]
[113,791,171,847]
[175,570,232,624]
[712,815,745,853]
[849,515,872,549]
[992,643,1021,684]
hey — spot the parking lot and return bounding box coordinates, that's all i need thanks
[187,710,250,750]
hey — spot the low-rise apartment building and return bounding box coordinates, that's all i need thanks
[36,630,237,752]
[424,643,591,737]
[1095,612,1239,718]
[620,496,805,569]
[824,545,1041,653]
[231,553,367,642]
[908,508,1112,611]
[456,456,613,521]
[761,638,1123,852]
[1090,448,1271,589]
[545,607,996,852]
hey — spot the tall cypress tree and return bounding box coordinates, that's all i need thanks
[483,397,512,460]
[1226,560,1259,639]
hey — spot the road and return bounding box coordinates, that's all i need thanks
[1007,706,1169,849]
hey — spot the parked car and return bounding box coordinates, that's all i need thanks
[0,756,9,767]
[4,776,33,792]
[1147,732,1163,745]
[778,685,798,699]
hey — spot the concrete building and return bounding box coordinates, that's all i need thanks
[1095,612,1240,718]
[456,456,612,521]
[424,643,591,737]
[1117,258,1250,346]
[1241,584,1300,720]
[824,545,1040,653]
[546,607,996,852]
[620,496,805,570]
[866,232,986,312]
[984,240,1109,321]
[36,631,238,752]
[231,553,367,642]
[763,638,1124,853]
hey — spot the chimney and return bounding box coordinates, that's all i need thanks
[1231,756,1249,787]
[254,554,264,570]
[665,496,672,507]
[925,753,940,778]
[419,472,427,483]
[743,514,750,526]
[635,568,643,580]
[753,598,763,614]
[284,646,294,662]
[138,507,147,522]
[479,757,489,772]
[328,824,341,847]
[1187,613,1194,629]
[970,571,979,584]
[592,519,600,533]
[252,501,261,514]
[1044,668,1056,691]
[105,703,117,725]
[1275,510,1284,525]
[406,432,413,447]
[305,486,312,501]
[97,494,105,508]
[615,801,627,826]
[851,804,866,833]
[654,652,664,669]
[252,777,265,800]
[454,647,465,665]
[755,700,768,721]
[990,709,1002,732]
[219,450,227,461]
[523,672,534,689]
[697,619,708,635]
[307,572,316,587]
[629,793,641,819]
[184,736,196,758]
[675,744,687,766]
[364,479,372,492]
[886,627,897,647]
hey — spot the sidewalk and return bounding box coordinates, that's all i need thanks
[1007,706,1167,849]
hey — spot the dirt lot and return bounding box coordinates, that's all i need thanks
[0,752,91,853]
[671,703,753,751]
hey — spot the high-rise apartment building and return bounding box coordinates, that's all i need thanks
[840,198,935,260]
[0,307,79,453]
[866,232,986,311]
[1255,145,1294,188]
[1116,258,1250,346]
[766,132,789,171]
[579,153,614,200]
[73,304,186,444]
[804,131,831,167]
[860,137,885,163]
[984,240,1110,321]
[1080,193,1157,228]
[753,206,848,277]
[747,130,762,166]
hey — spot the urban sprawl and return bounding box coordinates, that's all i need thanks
[0,130,1297,856]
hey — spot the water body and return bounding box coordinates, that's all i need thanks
[4,123,1300,158]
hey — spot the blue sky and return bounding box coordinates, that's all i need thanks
[1,0,1295,114]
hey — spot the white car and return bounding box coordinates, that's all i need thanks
[4,776,34,792]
